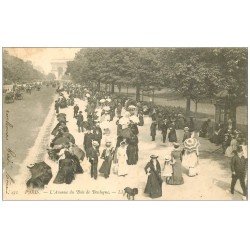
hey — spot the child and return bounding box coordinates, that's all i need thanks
[162,156,173,183]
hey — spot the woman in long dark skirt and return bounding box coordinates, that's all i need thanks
[126,134,139,165]
[99,141,114,178]
[53,151,76,184]
[168,126,177,143]
[167,143,184,185]
[144,155,163,199]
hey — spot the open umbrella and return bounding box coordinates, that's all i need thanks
[26,162,52,189]
[71,145,85,161]
[52,136,71,146]
[183,138,200,152]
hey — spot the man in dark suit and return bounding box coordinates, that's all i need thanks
[161,118,168,143]
[150,120,157,141]
[73,104,79,118]
[182,127,191,142]
[83,127,93,158]
[230,146,247,200]
[93,122,102,146]
[54,100,60,114]
[76,111,84,133]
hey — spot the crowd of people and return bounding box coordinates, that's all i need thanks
[46,82,247,200]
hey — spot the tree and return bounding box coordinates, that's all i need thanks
[3,50,45,83]
[66,48,162,100]
[160,48,225,116]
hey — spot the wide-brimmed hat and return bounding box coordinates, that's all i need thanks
[128,105,136,110]
[103,106,110,111]
[173,142,180,147]
[100,99,105,103]
[150,155,158,159]
[184,127,189,131]
[183,138,200,151]
[165,156,171,161]
[92,141,99,147]
[106,98,111,102]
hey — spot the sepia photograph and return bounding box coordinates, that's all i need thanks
[2,47,248,201]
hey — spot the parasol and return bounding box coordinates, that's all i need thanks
[183,138,200,152]
[26,162,52,189]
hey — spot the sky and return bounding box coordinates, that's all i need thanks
[5,48,80,74]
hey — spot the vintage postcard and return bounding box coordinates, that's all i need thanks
[2,47,248,200]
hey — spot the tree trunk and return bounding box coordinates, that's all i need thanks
[126,86,128,95]
[136,83,141,101]
[152,90,155,103]
[111,83,115,94]
[195,101,198,118]
[186,97,191,117]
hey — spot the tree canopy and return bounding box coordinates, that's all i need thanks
[3,50,45,84]
[66,47,247,109]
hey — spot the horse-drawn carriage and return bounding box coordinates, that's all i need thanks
[4,92,15,103]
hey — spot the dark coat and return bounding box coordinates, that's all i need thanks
[53,158,75,184]
[144,160,162,198]
[161,122,168,134]
[150,122,157,136]
[74,105,79,112]
[77,114,84,126]
[93,127,102,142]
[126,135,139,165]
[168,128,177,142]
[182,131,191,142]
[231,155,247,176]
[88,147,99,164]
[99,147,114,177]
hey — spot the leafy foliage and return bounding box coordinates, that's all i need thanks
[66,47,247,107]
[3,50,45,84]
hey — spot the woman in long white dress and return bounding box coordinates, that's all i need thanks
[162,156,173,183]
[182,138,200,177]
[116,141,128,177]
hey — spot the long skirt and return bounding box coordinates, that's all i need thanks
[53,166,75,184]
[144,172,162,198]
[182,152,199,177]
[117,159,128,176]
[167,163,184,185]
[99,157,112,178]
[127,145,138,165]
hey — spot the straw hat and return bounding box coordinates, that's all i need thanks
[150,155,158,159]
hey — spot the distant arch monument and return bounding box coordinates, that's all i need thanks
[51,59,69,80]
